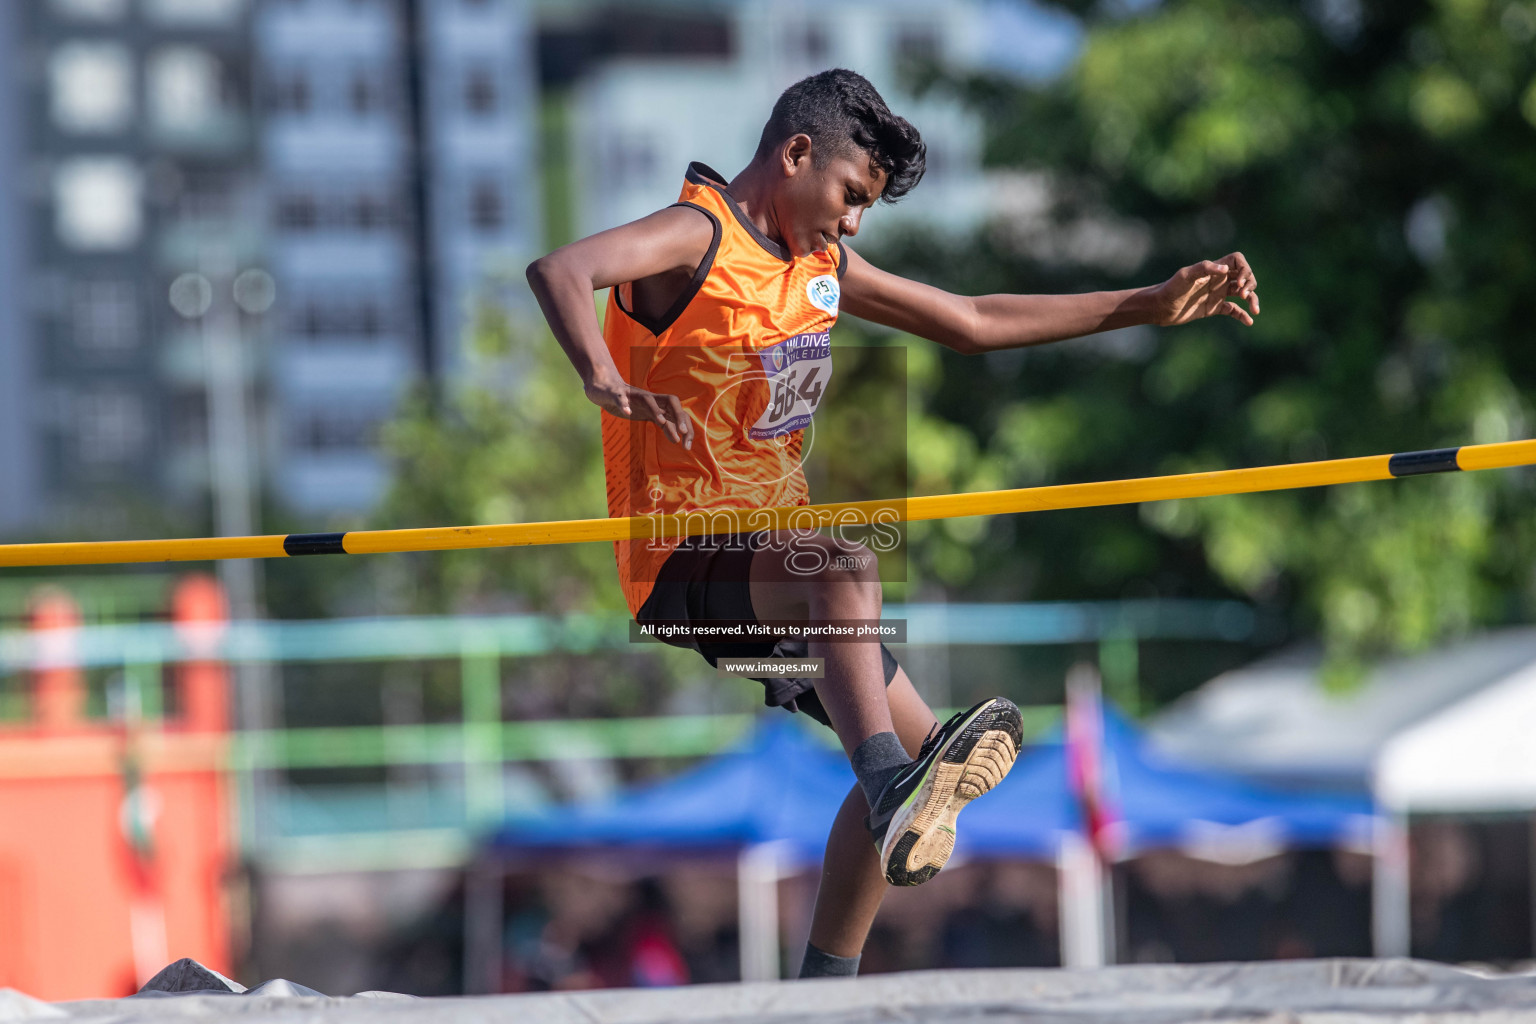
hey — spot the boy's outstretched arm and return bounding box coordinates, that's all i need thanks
[837,245,1260,354]
[526,208,714,449]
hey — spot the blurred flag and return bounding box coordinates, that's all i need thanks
[1065,663,1122,860]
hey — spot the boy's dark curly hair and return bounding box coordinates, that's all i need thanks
[754,69,926,203]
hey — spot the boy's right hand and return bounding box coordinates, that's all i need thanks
[585,374,694,450]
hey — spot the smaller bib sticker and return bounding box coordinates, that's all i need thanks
[806,274,840,314]
[749,331,832,440]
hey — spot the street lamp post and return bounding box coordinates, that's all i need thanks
[200,247,260,621]
[169,249,277,854]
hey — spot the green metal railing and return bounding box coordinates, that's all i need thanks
[0,600,1258,871]
[0,573,173,625]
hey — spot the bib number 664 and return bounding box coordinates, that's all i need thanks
[769,365,825,422]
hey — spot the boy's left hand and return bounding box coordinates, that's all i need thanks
[1151,252,1260,327]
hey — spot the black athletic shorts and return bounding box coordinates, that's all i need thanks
[634,531,899,730]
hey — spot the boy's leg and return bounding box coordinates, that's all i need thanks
[745,529,1022,970]
[747,532,894,758]
[804,668,938,959]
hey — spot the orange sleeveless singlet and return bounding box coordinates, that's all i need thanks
[601,162,846,617]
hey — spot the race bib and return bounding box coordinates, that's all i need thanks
[748,330,832,440]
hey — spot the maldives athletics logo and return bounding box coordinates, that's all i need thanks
[806,274,839,314]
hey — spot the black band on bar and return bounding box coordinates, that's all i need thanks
[1388,447,1461,477]
[283,532,348,556]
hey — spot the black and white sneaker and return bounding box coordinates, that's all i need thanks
[865,697,1023,886]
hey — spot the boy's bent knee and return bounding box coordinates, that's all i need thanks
[775,534,880,585]
[789,540,881,617]
[751,534,883,619]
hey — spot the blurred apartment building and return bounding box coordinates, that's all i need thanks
[0,0,259,536]
[557,0,994,240]
[0,0,1061,537]
[0,0,539,535]
[257,0,537,512]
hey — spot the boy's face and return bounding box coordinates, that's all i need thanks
[777,136,886,258]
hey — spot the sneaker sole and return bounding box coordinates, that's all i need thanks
[879,698,1023,886]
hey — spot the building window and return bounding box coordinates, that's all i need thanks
[55,158,142,251]
[148,47,224,136]
[276,193,319,229]
[49,42,133,134]
[144,0,246,26]
[353,193,395,229]
[176,169,236,221]
[350,72,383,114]
[49,0,128,21]
[786,24,830,65]
[608,135,658,190]
[359,301,382,337]
[267,71,310,113]
[75,389,149,468]
[464,69,497,114]
[287,294,393,339]
[894,24,941,66]
[295,410,381,451]
[299,301,323,336]
[71,281,139,353]
[469,181,503,230]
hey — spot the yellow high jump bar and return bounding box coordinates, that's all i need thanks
[1,440,1532,569]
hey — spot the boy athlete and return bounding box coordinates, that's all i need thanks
[527,69,1259,977]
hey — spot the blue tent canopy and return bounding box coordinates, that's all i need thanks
[493,708,1376,864]
[958,708,1377,860]
[492,718,854,861]
[953,733,1074,861]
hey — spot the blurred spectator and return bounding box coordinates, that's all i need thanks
[857,923,906,975]
[622,880,689,987]
[1411,819,1480,961]
[1273,850,1372,960]
[1122,848,1380,964]
[937,864,1059,968]
[1125,851,1291,963]
[662,868,740,983]
[1410,818,1531,964]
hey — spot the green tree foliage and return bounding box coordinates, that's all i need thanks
[879,0,1536,683]
[375,302,625,616]
[374,0,1536,693]
[372,303,741,724]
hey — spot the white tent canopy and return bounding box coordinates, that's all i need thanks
[1150,628,1536,959]
[1150,628,1536,789]
[1376,659,1536,813]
